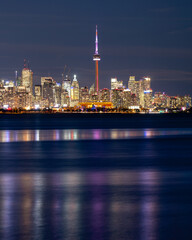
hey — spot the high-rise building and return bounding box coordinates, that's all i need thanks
[154,92,168,108]
[100,88,110,102]
[61,89,70,107]
[142,77,151,91]
[93,25,101,94]
[0,86,5,108]
[184,95,191,108]
[79,86,90,102]
[168,96,179,109]
[71,75,79,101]
[111,78,123,90]
[144,90,153,109]
[122,89,131,108]
[41,77,55,86]
[15,86,27,109]
[0,80,4,88]
[62,75,71,98]
[55,83,61,106]
[21,60,33,94]
[35,85,41,97]
[89,83,98,101]
[34,85,42,108]
[128,76,136,93]
[134,80,143,106]
[89,84,95,95]
[111,89,124,108]
[41,77,56,108]
[3,85,16,108]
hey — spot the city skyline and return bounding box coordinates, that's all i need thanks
[0,0,192,95]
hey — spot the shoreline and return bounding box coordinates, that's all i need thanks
[0,111,190,115]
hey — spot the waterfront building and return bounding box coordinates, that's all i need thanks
[35,85,42,98]
[62,75,71,98]
[4,86,16,108]
[41,77,56,108]
[111,78,123,90]
[71,75,79,101]
[100,88,110,102]
[89,84,95,95]
[0,87,5,108]
[168,96,179,109]
[130,93,139,107]
[4,80,14,88]
[34,85,42,108]
[90,92,99,101]
[183,95,191,108]
[15,86,27,109]
[79,86,90,102]
[21,60,33,94]
[142,77,151,91]
[55,83,61,106]
[128,76,136,93]
[122,89,131,108]
[61,89,70,107]
[111,89,124,108]
[0,80,4,87]
[134,80,143,106]
[16,76,22,87]
[144,89,153,109]
[154,92,168,108]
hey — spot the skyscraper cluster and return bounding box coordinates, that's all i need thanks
[110,76,191,110]
[0,26,191,112]
[0,68,191,111]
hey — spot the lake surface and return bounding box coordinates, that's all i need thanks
[0,114,192,240]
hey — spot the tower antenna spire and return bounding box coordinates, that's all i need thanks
[95,25,99,54]
[24,59,27,69]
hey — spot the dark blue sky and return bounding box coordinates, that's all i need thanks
[0,0,192,95]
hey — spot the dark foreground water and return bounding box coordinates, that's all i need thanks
[0,114,192,240]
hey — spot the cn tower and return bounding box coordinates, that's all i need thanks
[93,25,101,93]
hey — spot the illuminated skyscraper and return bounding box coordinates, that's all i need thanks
[128,76,136,93]
[144,90,153,109]
[93,25,101,93]
[55,83,61,106]
[34,85,41,98]
[111,78,123,90]
[143,77,151,91]
[41,77,56,107]
[154,92,168,108]
[71,75,79,101]
[62,75,71,98]
[122,89,131,108]
[79,86,90,102]
[111,89,124,108]
[21,60,33,94]
[100,88,110,102]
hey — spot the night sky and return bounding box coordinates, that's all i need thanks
[0,0,192,95]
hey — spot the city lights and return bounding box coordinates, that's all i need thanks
[0,27,191,113]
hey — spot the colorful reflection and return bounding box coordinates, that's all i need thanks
[0,128,192,142]
[0,170,161,240]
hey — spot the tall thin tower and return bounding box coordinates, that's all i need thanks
[93,25,101,93]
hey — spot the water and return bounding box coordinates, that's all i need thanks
[0,113,192,240]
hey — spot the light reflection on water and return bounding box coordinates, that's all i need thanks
[0,128,192,142]
[0,170,161,240]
